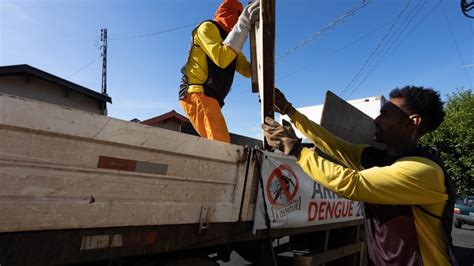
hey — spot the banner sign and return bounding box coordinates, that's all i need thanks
[253,151,363,232]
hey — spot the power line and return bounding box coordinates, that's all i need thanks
[332,21,391,54]
[441,0,473,89]
[276,22,391,83]
[379,0,427,56]
[232,1,371,94]
[276,0,371,62]
[340,0,412,98]
[345,0,433,98]
[347,0,439,98]
[108,22,199,41]
[66,55,101,79]
[232,20,388,95]
[378,0,434,61]
[341,1,416,97]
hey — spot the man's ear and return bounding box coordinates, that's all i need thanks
[409,114,422,127]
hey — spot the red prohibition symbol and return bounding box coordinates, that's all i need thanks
[266,164,299,206]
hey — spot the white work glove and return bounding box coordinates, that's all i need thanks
[223,0,260,53]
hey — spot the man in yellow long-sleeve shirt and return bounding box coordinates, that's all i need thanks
[179,0,259,143]
[262,87,459,265]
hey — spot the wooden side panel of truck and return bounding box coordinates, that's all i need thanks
[0,93,256,233]
[0,92,366,266]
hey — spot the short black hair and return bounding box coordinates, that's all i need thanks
[389,86,445,135]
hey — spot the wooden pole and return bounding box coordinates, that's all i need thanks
[251,0,275,149]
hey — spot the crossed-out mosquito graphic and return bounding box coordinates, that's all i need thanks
[272,173,296,204]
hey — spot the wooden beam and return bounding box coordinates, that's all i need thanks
[249,20,259,93]
[0,93,251,233]
[320,91,386,149]
[293,242,364,266]
[251,0,275,149]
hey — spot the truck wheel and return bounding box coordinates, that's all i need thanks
[454,218,462,229]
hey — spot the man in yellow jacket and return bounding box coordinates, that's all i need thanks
[262,87,459,265]
[179,0,259,143]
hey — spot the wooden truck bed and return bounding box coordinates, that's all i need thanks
[0,93,257,233]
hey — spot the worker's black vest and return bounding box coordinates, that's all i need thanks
[179,20,237,107]
[361,146,459,266]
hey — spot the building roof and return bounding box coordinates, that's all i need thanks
[141,110,189,126]
[0,64,112,103]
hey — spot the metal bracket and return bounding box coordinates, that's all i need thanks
[198,206,209,235]
[237,146,251,164]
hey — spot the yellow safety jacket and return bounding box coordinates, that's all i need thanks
[179,20,251,107]
[289,110,455,265]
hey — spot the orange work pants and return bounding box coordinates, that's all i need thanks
[179,93,231,143]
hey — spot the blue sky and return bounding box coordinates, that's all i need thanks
[1,0,473,138]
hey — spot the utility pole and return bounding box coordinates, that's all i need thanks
[100,28,108,96]
[100,28,108,115]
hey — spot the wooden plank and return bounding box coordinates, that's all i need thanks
[239,150,259,221]
[0,93,245,163]
[0,93,252,232]
[293,242,364,266]
[253,0,275,149]
[260,0,275,122]
[0,128,241,183]
[320,91,385,148]
[250,18,259,93]
[255,219,364,239]
[0,160,237,232]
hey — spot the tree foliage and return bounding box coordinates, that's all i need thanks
[421,89,474,196]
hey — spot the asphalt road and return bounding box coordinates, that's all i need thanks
[452,224,474,266]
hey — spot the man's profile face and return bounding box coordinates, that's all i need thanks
[374,98,411,144]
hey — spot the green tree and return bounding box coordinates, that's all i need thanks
[421,89,474,196]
